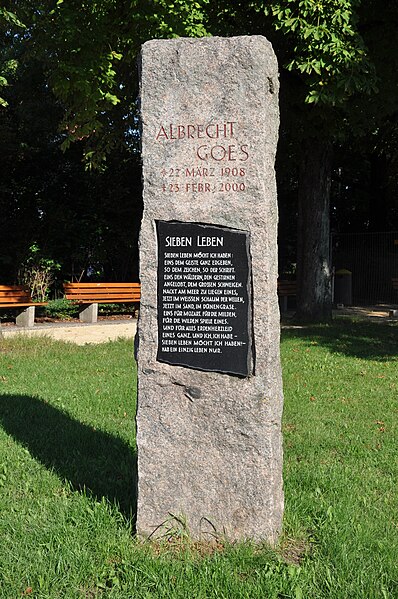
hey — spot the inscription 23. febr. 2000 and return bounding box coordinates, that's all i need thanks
[156,121,250,195]
[156,221,253,376]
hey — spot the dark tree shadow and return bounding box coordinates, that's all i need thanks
[0,394,137,522]
[282,318,398,361]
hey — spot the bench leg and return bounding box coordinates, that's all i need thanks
[278,296,288,313]
[79,303,98,323]
[16,306,35,327]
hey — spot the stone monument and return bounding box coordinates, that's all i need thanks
[136,36,283,543]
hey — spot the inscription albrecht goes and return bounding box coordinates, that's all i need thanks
[156,121,249,162]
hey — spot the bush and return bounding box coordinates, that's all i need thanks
[44,298,78,319]
[18,243,61,302]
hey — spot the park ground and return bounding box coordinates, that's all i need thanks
[0,304,397,345]
[0,315,397,598]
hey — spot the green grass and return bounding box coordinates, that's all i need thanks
[0,319,397,598]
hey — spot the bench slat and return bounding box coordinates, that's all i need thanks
[277,280,297,313]
[277,280,297,295]
[0,290,31,297]
[63,292,140,296]
[64,283,140,289]
[65,295,140,302]
[72,299,140,305]
[63,282,141,305]
[0,294,32,300]
[64,289,140,296]
[0,293,31,302]
[63,282,140,323]
[0,285,46,307]
[0,285,47,326]
[64,287,140,293]
[0,298,33,304]
[0,302,47,308]
[64,291,140,297]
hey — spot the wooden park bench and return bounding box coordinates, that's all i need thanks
[277,279,297,312]
[0,285,47,327]
[63,282,141,323]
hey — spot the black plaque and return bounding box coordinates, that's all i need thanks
[156,221,252,376]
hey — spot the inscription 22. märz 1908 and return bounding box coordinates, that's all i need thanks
[156,220,253,376]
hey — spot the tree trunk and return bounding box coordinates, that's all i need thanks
[296,137,333,323]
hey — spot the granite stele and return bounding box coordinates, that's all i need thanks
[136,36,283,543]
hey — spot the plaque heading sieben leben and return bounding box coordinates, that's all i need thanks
[165,235,224,247]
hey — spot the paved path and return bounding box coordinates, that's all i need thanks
[1,304,396,346]
[0,319,137,345]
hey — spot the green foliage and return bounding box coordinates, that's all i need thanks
[23,0,209,169]
[44,298,78,319]
[18,244,61,302]
[0,7,25,29]
[0,7,24,107]
[247,0,377,105]
[150,0,209,38]
[1,0,388,165]
[0,32,143,286]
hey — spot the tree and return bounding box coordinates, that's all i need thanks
[0,7,25,106]
[203,0,398,321]
[2,1,208,169]
[0,29,142,286]
[0,1,209,287]
[2,1,398,318]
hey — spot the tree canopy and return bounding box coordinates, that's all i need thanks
[1,1,397,318]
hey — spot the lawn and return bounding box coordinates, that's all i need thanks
[0,319,397,598]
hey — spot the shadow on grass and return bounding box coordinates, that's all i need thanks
[282,318,398,361]
[0,394,137,522]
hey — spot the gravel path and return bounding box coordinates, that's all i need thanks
[1,304,396,346]
[0,319,137,345]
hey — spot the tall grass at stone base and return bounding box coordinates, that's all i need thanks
[0,318,396,598]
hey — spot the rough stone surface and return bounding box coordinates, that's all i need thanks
[137,36,283,543]
[79,303,98,324]
[16,306,35,328]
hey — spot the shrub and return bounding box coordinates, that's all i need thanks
[18,243,61,302]
[44,298,78,319]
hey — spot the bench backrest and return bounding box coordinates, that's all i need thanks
[64,282,141,302]
[0,285,33,305]
[277,280,297,295]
